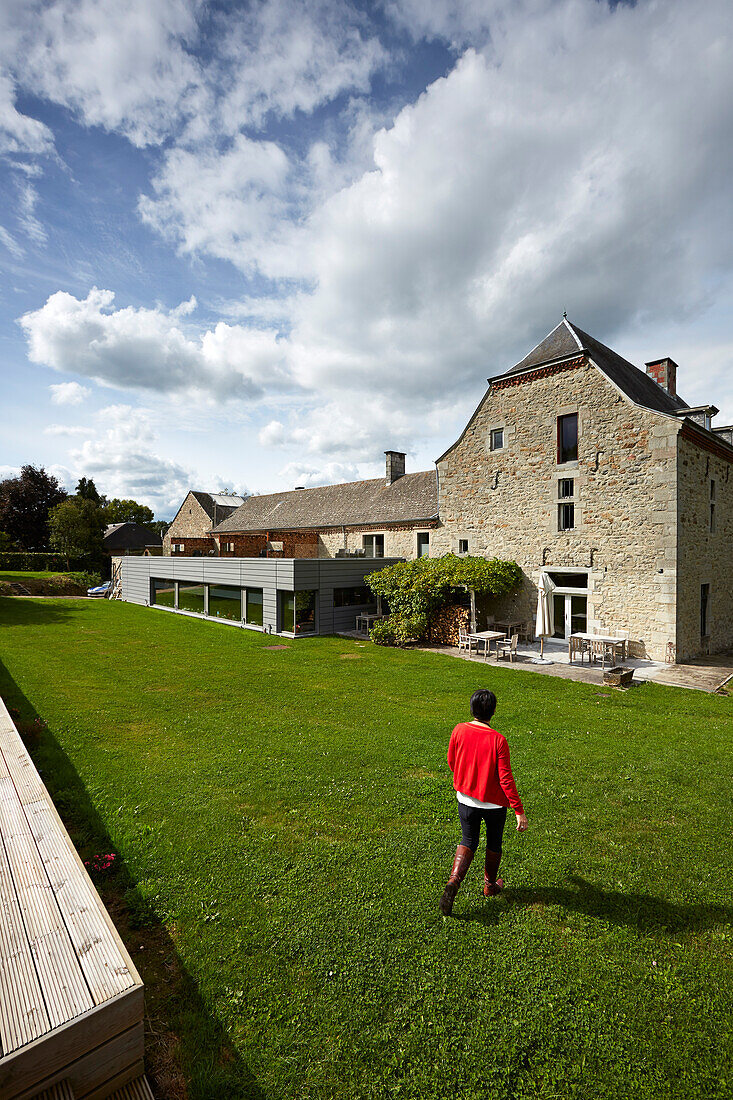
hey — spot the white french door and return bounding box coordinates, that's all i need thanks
[552,593,588,639]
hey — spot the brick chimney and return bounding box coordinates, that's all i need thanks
[645,357,678,397]
[385,450,406,485]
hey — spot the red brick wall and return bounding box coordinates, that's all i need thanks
[216,531,320,557]
[169,537,217,556]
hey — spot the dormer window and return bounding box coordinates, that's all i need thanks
[557,414,578,464]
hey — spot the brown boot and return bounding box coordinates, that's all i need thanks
[439,845,474,915]
[483,847,504,897]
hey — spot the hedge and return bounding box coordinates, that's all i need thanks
[0,552,88,571]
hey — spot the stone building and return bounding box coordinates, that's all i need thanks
[211,453,438,560]
[431,317,732,661]
[162,491,246,556]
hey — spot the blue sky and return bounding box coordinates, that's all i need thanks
[1,0,732,518]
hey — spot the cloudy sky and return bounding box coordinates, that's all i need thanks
[1,0,732,518]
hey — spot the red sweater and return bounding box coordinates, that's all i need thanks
[447,721,524,813]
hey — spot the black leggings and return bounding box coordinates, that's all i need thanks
[458,803,507,853]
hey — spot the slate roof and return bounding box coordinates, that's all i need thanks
[103,522,162,551]
[498,318,689,416]
[213,471,438,534]
[190,491,246,520]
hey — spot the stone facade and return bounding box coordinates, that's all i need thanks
[433,357,684,660]
[163,492,216,555]
[676,424,733,658]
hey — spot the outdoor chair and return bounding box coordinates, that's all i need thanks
[457,630,477,654]
[568,636,589,664]
[496,634,519,662]
[589,639,615,668]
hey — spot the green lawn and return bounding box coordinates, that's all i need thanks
[0,597,731,1100]
[0,569,72,581]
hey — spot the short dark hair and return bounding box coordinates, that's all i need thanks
[470,688,497,723]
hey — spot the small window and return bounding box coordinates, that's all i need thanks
[700,583,710,636]
[363,534,384,557]
[226,542,234,553]
[334,586,372,608]
[557,413,578,464]
[710,481,716,533]
[417,532,430,557]
[490,428,504,451]
[558,503,575,531]
[559,478,574,499]
[458,539,469,554]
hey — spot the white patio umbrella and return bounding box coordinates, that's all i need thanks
[533,571,556,662]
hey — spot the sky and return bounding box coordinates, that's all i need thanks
[1,0,732,520]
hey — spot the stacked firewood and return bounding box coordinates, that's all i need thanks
[428,604,470,646]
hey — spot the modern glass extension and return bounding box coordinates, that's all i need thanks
[279,590,317,634]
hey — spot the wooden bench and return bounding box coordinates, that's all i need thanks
[0,696,152,1100]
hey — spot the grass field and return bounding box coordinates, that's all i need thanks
[0,570,96,594]
[0,596,731,1099]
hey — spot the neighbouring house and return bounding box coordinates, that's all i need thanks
[431,317,733,661]
[162,491,247,556]
[103,521,162,556]
[210,452,438,560]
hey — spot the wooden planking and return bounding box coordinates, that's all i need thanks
[103,1072,154,1100]
[32,1079,76,1100]
[0,830,50,1054]
[24,801,134,1003]
[0,735,40,807]
[0,829,93,1029]
[0,988,142,1100]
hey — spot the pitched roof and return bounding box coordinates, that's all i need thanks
[212,471,438,534]
[499,317,689,416]
[190,491,247,521]
[103,522,162,550]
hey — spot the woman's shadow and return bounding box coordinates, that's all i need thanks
[455,874,733,936]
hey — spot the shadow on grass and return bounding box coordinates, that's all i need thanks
[0,595,80,626]
[0,660,265,1100]
[455,874,733,935]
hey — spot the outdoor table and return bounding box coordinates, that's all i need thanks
[569,631,627,662]
[468,629,507,661]
[493,619,528,639]
[356,612,383,634]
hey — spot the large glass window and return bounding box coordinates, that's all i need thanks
[208,584,241,621]
[557,413,578,464]
[363,534,384,557]
[279,590,317,634]
[151,578,176,607]
[245,588,263,626]
[334,586,372,607]
[178,580,205,614]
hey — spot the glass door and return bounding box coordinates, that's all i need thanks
[552,593,588,639]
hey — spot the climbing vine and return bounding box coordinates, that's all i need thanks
[365,554,522,646]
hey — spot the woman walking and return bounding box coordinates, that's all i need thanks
[440,688,527,915]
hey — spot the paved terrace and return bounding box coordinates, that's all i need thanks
[415,638,733,693]
[0,696,152,1100]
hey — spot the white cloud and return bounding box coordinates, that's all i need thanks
[17,181,46,244]
[0,73,54,156]
[138,135,297,275]
[21,288,292,401]
[0,225,23,258]
[276,460,364,489]
[11,0,203,149]
[44,424,89,436]
[49,381,91,405]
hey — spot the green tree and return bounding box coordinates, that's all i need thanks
[103,498,155,526]
[49,498,105,566]
[75,477,105,504]
[0,465,68,549]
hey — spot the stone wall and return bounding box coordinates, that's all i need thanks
[317,522,437,560]
[676,425,733,658]
[434,358,680,660]
[163,493,213,555]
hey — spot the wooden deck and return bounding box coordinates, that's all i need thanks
[0,695,148,1100]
